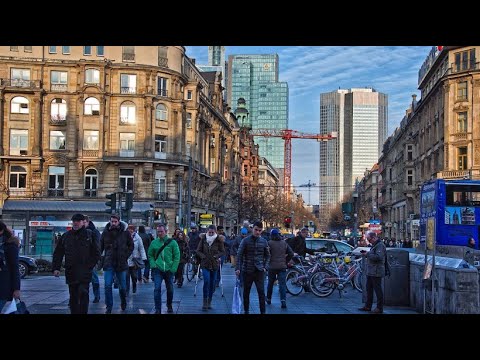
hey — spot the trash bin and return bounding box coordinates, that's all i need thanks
[384,249,410,306]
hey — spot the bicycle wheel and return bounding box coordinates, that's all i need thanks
[352,270,362,292]
[309,271,335,298]
[186,261,195,282]
[286,269,304,296]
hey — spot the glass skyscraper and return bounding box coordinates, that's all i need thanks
[227,54,289,169]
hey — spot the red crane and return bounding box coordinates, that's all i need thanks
[249,129,337,201]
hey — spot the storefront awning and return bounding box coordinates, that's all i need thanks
[2,200,153,212]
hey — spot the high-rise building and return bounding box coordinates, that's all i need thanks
[227,54,289,169]
[319,88,387,220]
[197,46,227,101]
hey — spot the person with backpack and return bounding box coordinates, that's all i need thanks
[148,224,180,314]
[52,214,101,314]
[0,221,21,313]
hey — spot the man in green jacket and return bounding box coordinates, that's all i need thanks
[148,224,180,314]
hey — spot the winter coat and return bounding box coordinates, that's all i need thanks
[148,236,180,273]
[127,233,147,267]
[231,235,244,256]
[52,227,101,284]
[138,232,152,254]
[196,234,225,271]
[287,235,315,257]
[0,234,20,301]
[100,222,134,271]
[268,238,294,270]
[366,240,386,277]
[188,231,201,251]
[175,236,190,264]
[236,235,270,274]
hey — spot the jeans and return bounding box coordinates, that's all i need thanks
[91,270,100,299]
[202,268,218,299]
[104,269,127,310]
[152,268,174,313]
[266,269,287,302]
[243,269,266,314]
[68,282,90,314]
[143,262,151,280]
[126,266,138,294]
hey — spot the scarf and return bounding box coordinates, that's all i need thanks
[206,233,217,246]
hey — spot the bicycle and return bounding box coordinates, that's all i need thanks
[185,251,203,281]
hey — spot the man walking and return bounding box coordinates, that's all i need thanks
[235,221,270,314]
[100,214,133,314]
[53,214,101,314]
[83,215,101,303]
[358,231,386,314]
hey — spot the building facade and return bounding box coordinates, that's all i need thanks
[0,46,240,257]
[227,54,288,169]
[196,46,227,101]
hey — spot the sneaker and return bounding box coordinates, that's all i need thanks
[266,298,271,305]
[281,301,287,309]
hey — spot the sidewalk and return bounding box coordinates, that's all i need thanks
[21,265,418,314]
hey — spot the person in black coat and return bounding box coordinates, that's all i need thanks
[84,215,101,303]
[0,221,21,312]
[53,214,101,314]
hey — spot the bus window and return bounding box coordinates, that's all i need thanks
[446,185,480,206]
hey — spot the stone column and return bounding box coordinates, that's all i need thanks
[32,96,42,156]
[144,100,152,157]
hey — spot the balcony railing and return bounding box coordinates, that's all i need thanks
[50,114,67,126]
[120,87,136,94]
[83,150,99,158]
[10,113,29,121]
[451,132,468,141]
[439,170,469,179]
[0,78,41,89]
[51,83,67,91]
[122,53,135,62]
[158,89,168,97]
[104,151,190,165]
[84,189,97,198]
[48,189,64,197]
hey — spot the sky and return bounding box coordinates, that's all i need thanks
[185,46,432,205]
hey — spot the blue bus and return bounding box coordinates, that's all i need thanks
[420,179,480,248]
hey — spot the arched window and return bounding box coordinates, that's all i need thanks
[84,97,100,115]
[51,98,67,121]
[85,69,100,84]
[155,103,167,121]
[11,96,29,114]
[84,168,98,197]
[120,101,136,124]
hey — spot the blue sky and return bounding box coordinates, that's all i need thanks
[186,46,431,205]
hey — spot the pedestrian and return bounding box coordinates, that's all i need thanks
[286,227,315,258]
[52,214,101,314]
[467,237,476,249]
[235,221,270,314]
[174,230,189,288]
[231,227,247,268]
[126,225,147,296]
[0,221,21,312]
[137,225,152,282]
[266,228,294,309]
[148,224,180,314]
[83,215,101,303]
[358,231,386,314]
[195,225,225,311]
[215,225,226,286]
[100,214,133,314]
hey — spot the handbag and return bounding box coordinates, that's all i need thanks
[133,257,145,269]
[231,278,242,314]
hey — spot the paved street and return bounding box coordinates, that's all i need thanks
[21,265,418,314]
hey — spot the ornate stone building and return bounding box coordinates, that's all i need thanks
[0,46,240,256]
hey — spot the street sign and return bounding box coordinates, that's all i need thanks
[199,214,213,219]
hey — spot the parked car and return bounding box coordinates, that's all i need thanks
[304,238,354,254]
[18,255,38,279]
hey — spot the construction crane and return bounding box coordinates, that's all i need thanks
[249,129,337,201]
[299,180,316,205]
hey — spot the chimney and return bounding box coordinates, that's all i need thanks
[411,94,417,109]
[191,58,196,64]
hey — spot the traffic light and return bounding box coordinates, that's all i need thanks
[125,192,133,210]
[105,193,117,214]
[284,216,292,228]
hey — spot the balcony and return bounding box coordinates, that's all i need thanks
[83,150,99,158]
[438,170,470,179]
[120,87,136,94]
[158,89,168,97]
[51,83,67,92]
[50,114,67,126]
[451,132,468,142]
[48,189,64,197]
[0,78,41,89]
[104,151,190,165]
[122,53,135,62]
[10,113,29,121]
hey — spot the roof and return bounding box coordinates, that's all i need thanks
[2,200,153,212]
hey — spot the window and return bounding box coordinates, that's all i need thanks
[24,46,32,53]
[458,147,468,170]
[10,130,28,155]
[457,81,467,101]
[83,130,99,150]
[11,96,29,114]
[84,97,100,115]
[407,169,413,186]
[186,142,191,157]
[122,46,135,62]
[120,133,135,157]
[50,131,66,150]
[49,46,57,54]
[155,135,167,159]
[243,164,248,176]
[187,90,192,100]
[97,46,104,56]
[406,145,413,161]
[258,171,265,179]
[84,169,97,197]
[210,158,216,173]
[158,77,167,96]
[389,168,392,181]
[85,69,100,84]
[10,46,18,52]
[158,46,168,67]
[120,101,136,124]
[155,170,166,199]
[155,104,167,121]
[84,46,92,55]
[186,112,192,128]
[455,49,476,71]
[120,74,136,94]
[51,71,68,91]
[9,165,27,191]
[457,112,467,133]
[51,98,67,121]
[119,169,134,191]
[48,166,65,196]
[62,46,70,54]
[10,68,30,87]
